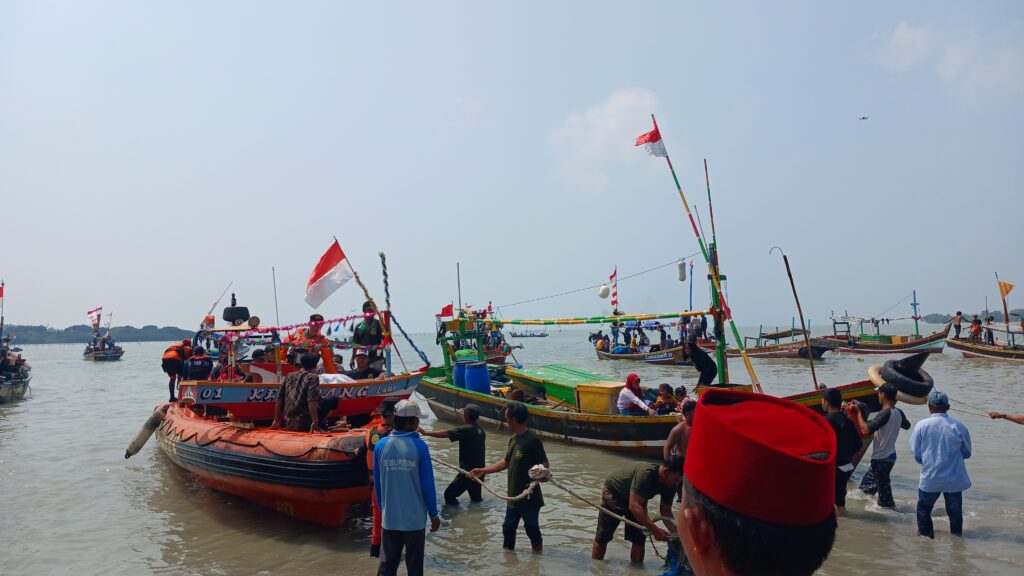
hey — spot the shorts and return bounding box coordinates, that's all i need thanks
[594,487,645,545]
[162,358,184,377]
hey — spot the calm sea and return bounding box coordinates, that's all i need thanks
[2,325,1022,575]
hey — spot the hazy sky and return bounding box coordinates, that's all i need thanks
[2,1,1021,333]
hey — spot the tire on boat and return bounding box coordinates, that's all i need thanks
[880,362,933,405]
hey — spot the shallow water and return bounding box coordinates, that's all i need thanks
[1,327,1022,575]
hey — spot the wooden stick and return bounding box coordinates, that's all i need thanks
[770,247,818,390]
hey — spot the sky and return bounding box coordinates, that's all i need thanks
[1,1,1022,333]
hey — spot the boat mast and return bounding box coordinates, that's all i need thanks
[911,290,920,337]
[704,159,728,385]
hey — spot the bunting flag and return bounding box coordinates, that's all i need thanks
[634,128,668,157]
[998,279,1015,299]
[304,239,356,309]
[610,267,619,312]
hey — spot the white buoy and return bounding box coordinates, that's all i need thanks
[125,405,169,459]
[678,260,687,281]
[598,285,611,299]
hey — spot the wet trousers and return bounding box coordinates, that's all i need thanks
[377,529,425,576]
[859,458,896,508]
[502,506,542,550]
[917,489,963,538]
[444,474,482,505]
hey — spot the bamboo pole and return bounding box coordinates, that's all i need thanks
[770,247,818,390]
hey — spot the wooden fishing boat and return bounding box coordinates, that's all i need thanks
[0,341,30,403]
[505,364,613,406]
[509,330,549,338]
[595,344,693,366]
[946,337,1024,361]
[822,326,949,355]
[83,347,125,361]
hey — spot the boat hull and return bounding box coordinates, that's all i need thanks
[823,328,948,355]
[699,339,836,359]
[0,377,30,403]
[945,338,1024,361]
[83,349,125,361]
[595,346,693,366]
[156,403,372,526]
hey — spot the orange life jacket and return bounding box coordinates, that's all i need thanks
[162,344,191,361]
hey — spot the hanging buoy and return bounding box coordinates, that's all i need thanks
[598,285,611,299]
[678,260,687,281]
[125,405,169,459]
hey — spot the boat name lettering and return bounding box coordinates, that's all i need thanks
[245,388,280,402]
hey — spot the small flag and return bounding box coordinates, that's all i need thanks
[438,303,454,317]
[304,239,356,309]
[634,128,668,157]
[998,279,1015,299]
[87,306,103,316]
[610,267,619,311]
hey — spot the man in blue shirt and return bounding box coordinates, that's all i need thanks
[909,390,972,538]
[373,400,441,576]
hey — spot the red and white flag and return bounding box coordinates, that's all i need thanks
[634,128,668,157]
[86,306,103,316]
[0,282,4,305]
[304,239,356,309]
[610,267,619,311]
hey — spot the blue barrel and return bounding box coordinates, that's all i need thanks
[453,362,468,388]
[465,362,491,394]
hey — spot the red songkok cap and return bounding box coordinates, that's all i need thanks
[684,389,836,527]
[626,373,640,388]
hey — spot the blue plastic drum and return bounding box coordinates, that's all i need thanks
[453,362,468,388]
[465,362,491,394]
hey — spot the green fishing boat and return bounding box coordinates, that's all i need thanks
[504,364,613,407]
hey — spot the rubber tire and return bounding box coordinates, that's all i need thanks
[881,362,934,398]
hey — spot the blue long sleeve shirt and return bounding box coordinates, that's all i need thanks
[373,431,438,531]
[909,413,972,493]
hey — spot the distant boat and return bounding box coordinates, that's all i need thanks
[509,330,549,338]
[0,340,31,403]
[826,293,950,355]
[83,335,126,361]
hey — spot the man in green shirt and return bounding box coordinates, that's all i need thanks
[469,402,549,552]
[592,456,682,564]
[350,301,385,370]
[419,403,487,505]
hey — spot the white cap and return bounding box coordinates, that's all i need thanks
[394,399,424,418]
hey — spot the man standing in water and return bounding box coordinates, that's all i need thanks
[822,388,863,515]
[374,400,440,576]
[419,403,487,505]
[910,391,972,538]
[847,383,909,510]
[469,402,549,552]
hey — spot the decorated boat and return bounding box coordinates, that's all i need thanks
[0,282,31,403]
[83,338,125,361]
[509,330,549,338]
[945,278,1022,361]
[826,292,950,355]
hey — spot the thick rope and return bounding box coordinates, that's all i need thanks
[430,456,663,559]
[379,252,431,367]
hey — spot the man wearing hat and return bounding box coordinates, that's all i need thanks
[846,381,910,510]
[365,396,400,558]
[909,390,972,538]
[419,403,487,505]
[373,399,440,576]
[351,300,385,371]
[591,455,683,564]
[290,313,337,373]
[677,389,838,576]
[344,348,387,380]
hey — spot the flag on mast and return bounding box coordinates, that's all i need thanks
[304,239,356,309]
[998,279,1015,299]
[86,306,103,330]
[634,128,668,157]
[610,267,619,313]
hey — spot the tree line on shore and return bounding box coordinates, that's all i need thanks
[3,324,193,344]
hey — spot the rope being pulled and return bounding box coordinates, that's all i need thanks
[429,457,663,559]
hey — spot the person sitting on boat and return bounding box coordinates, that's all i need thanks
[210,355,246,382]
[674,386,689,407]
[637,329,651,353]
[293,313,337,373]
[677,390,838,576]
[161,339,192,402]
[683,341,717,387]
[183,347,214,381]
[617,374,656,416]
[595,337,608,352]
[652,383,679,415]
[270,352,322,433]
[591,455,683,564]
[352,301,385,371]
[968,316,983,343]
[344,349,388,380]
[249,349,266,363]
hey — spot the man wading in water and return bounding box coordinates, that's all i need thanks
[847,382,910,510]
[419,403,486,506]
[469,402,549,552]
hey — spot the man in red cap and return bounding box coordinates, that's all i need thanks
[677,389,838,576]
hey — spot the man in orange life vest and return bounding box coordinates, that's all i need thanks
[290,313,337,373]
[677,390,838,576]
[366,397,401,558]
[161,339,192,402]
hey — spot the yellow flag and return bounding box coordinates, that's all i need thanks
[998,279,1015,299]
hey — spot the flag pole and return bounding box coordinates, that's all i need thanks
[770,247,818,390]
[650,114,760,391]
[332,237,392,352]
[272,267,281,326]
[997,272,1011,336]
[0,280,5,340]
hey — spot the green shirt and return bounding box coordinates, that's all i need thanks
[604,462,674,507]
[449,423,486,471]
[504,430,548,510]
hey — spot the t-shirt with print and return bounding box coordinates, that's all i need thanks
[605,462,675,507]
[449,423,486,470]
[505,430,547,510]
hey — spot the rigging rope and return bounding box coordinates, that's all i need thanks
[495,253,700,310]
[875,291,914,318]
[379,252,430,367]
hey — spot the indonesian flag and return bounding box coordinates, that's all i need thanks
[635,128,668,157]
[304,239,356,309]
[998,279,1015,299]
